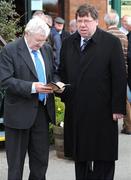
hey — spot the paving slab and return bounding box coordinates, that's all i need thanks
[0,121,131,180]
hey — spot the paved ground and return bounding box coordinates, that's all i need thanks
[0,121,131,180]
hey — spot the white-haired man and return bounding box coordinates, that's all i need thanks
[104,11,131,135]
[0,17,56,180]
[104,9,128,61]
[69,19,77,34]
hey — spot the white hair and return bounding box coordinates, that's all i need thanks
[69,19,76,26]
[25,17,50,37]
[104,10,119,26]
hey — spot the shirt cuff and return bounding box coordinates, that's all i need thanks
[31,83,36,93]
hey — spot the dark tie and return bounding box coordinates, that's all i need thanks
[81,38,90,51]
[32,50,46,101]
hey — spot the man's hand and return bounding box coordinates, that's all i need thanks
[33,82,53,93]
[113,113,124,121]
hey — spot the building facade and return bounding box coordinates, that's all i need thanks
[14,0,131,30]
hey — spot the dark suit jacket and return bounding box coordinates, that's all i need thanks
[0,37,55,129]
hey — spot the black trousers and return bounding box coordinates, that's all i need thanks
[75,160,115,180]
[5,103,49,180]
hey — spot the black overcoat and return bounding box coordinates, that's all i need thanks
[59,28,127,161]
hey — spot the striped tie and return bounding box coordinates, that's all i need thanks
[81,39,90,51]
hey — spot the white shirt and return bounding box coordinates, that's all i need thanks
[24,37,47,93]
[119,26,128,35]
[80,37,85,47]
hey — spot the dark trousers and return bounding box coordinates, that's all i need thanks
[5,103,49,180]
[75,160,115,180]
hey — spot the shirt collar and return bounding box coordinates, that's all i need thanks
[80,37,85,46]
[24,37,41,54]
[80,37,91,47]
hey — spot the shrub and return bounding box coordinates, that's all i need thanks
[49,96,65,144]
[0,0,22,45]
[55,96,65,127]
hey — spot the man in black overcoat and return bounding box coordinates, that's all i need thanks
[57,4,127,180]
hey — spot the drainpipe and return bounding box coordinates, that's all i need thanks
[26,0,31,22]
[111,0,121,26]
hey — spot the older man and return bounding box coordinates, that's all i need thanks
[0,17,55,180]
[104,10,131,135]
[69,19,77,34]
[104,9,128,61]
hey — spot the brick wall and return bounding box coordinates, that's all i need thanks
[64,0,107,30]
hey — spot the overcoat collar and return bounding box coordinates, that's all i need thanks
[72,27,100,65]
[72,27,99,51]
[74,27,102,87]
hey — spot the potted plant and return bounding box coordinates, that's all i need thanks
[53,96,65,158]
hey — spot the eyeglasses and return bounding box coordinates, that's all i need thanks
[32,38,46,45]
[77,19,94,24]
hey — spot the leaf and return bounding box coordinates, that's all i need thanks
[55,97,65,126]
[0,0,22,46]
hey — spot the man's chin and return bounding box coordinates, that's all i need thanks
[80,32,89,37]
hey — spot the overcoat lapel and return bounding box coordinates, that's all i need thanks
[73,30,98,70]
[73,32,81,54]
[79,29,99,70]
[75,28,99,88]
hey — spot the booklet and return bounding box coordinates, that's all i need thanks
[47,82,71,91]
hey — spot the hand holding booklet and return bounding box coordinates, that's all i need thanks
[47,82,71,91]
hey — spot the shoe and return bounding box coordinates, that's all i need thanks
[121,129,131,135]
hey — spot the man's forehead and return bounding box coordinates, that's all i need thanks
[77,14,93,19]
[30,33,46,40]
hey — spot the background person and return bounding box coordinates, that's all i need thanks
[50,17,70,70]
[121,15,131,134]
[32,10,47,23]
[127,16,131,119]
[69,19,77,34]
[0,17,56,180]
[45,14,53,28]
[104,9,128,61]
[119,15,129,35]
[104,10,131,134]
[57,4,126,180]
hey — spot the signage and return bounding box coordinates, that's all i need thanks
[31,0,43,10]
